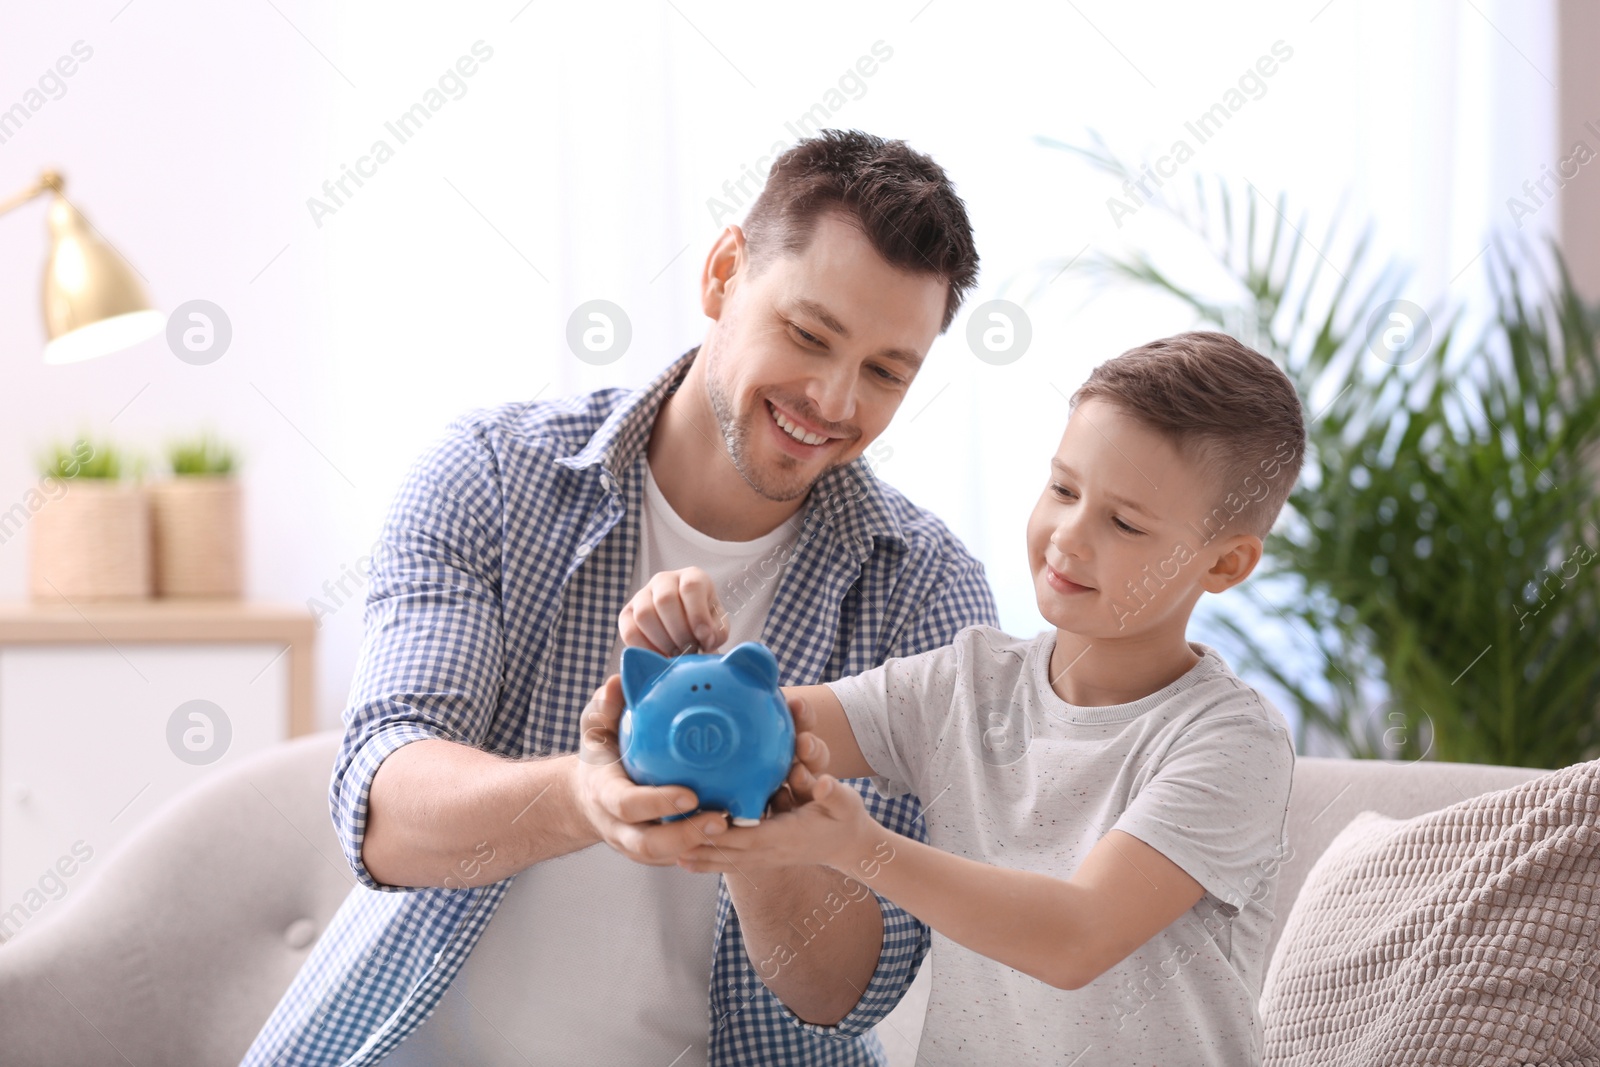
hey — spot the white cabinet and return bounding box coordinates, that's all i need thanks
[0,601,315,937]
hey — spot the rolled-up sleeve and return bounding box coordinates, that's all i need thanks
[786,547,999,1038]
[329,422,508,890]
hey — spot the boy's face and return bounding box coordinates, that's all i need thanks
[697,211,947,502]
[1025,398,1259,641]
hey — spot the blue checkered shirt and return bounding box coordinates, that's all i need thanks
[242,347,999,1066]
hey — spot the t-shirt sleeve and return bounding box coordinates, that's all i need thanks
[1112,707,1296,913]
[822,632,968,800]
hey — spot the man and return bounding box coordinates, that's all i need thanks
[243,128,999,1067]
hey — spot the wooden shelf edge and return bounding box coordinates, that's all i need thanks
[0,598,319,739]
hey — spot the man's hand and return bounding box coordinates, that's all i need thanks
[618,566,729,655]
[764,690,828,819]
[569,674,729,865]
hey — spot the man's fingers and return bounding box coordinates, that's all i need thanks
[630,608,682,659]
[685,811,731,847]
[577,677,627,764]
[786,692,815,734]
[612,822,679,866]
[618,609,670,657]
[791,757,818,793]
[679,577,728,651]
[766,732,824,814]
[621,570,728,656]
[795,732,828,775]
[604,776,699,825]
[647,579,700,654]
[612,811,726,865]
[581,675,624,728]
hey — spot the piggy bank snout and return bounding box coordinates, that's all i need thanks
[667,706,741,769]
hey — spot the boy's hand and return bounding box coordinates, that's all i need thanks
[675,708,876,877]
[618,566,730,656]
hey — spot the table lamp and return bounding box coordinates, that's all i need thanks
[0,169,163,364]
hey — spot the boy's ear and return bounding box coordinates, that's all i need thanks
[1201,534,1263,594]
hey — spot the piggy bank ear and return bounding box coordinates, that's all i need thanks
[720,642,779,691]
[621,646,672,707]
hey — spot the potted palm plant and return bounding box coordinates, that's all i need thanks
[29,437,151,601]
[148,430,243,598]
[1042,135,1600,769]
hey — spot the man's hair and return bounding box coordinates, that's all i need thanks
[1070,331,1307,539]
[741,129,979,332]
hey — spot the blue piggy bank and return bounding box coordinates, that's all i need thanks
[619,642,795,826]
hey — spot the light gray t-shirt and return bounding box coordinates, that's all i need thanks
[825,624,1295,1066]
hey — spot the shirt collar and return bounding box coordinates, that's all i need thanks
[555,347,695,480]
[557,346,906,563]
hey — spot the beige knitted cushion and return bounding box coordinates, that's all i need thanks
[1260,758,1600,1066]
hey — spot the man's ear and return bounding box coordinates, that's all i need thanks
[701,225,747,319]
[1201,534,1263,594]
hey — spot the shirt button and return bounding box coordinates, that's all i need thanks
[575,543,591,558]
[599,471,615,492]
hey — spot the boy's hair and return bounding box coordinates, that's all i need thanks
[741,129,979,332]
[1070,331,1306,539]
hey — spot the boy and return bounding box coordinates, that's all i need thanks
[616,331,1303,1064]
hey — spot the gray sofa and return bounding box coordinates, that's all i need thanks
[0,731,1548,1066]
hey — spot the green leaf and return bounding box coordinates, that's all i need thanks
[1045,133,1600,768]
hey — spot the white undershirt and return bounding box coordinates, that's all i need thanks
[383,462,798,1066]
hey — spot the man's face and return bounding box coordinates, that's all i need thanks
[1025,398,1251,639]
[700,211,948,502]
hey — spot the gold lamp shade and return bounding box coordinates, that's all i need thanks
[40,180,163,364]
[0,169,166,365]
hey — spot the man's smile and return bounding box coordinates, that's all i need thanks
[765,398,843,453]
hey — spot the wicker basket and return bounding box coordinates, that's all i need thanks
[148,475,243,598]
[29,480,152,601]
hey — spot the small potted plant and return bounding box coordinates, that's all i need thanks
[148,430,243,598]
[29,436,152,601]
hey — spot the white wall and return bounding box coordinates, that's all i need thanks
[0,0,1556,731]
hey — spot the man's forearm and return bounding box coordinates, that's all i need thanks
[723,862,885,1026]
[361,739,597,888]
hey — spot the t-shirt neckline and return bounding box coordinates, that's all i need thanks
[1032,630,1225,724]
[641,461,799,555]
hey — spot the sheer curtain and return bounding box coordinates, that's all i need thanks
[312,0,1555,729]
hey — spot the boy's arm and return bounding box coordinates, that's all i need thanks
[696,706,1298,997]
[781,684,872,779]
[698,790,1207,992]
[847,824,1205,990]
[711,684,878,1026]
